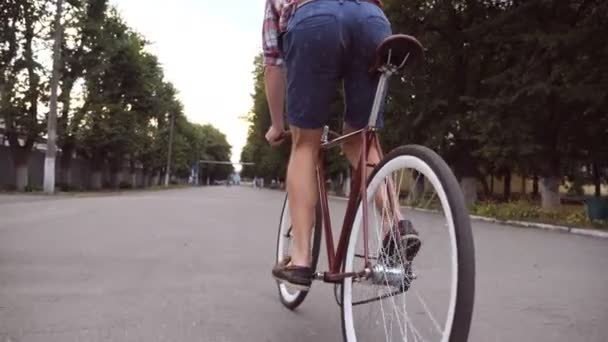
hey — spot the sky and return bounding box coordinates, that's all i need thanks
[110,0,267,167]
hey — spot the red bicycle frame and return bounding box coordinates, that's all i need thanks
[315,126,386,283]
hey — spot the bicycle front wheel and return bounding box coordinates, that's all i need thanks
[341,145,475,342]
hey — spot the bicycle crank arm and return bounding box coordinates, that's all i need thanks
[314,269,371,284]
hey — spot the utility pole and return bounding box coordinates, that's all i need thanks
[44,0,64,194]
[164,112,175,186]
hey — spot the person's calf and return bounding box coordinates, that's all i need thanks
[286,127,322,267]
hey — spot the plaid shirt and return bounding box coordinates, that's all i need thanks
[262,0,295,66]
[262,0,383,66]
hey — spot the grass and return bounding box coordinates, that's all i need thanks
[470,200,608,230]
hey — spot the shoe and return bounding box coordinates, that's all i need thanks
[380,220,421,263]
[272,257,313,291]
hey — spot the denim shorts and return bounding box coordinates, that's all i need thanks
[281,0,392,129]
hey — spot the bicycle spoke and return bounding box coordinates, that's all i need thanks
[381,177,408,339]
[352,287,405,305]
[378,286,391,342]
[422,190,438,210]
[397,168,405,198]
[407,312,428,342]
[384,272,407,339]
[414,290,443,337]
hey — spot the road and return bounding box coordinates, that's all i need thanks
[0,187,607,342]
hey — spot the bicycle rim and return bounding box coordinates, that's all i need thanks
[342,145,475,342]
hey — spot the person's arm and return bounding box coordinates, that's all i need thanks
[264,65,285,131]
[262,0,287,144]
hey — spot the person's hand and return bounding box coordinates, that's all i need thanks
[265,125,285,147]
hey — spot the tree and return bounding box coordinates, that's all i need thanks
[472,0,608,209]
[56,0,107,188]
[240,54,289,182]
[76,9,158,188]
[0,0,50,190]
[380,0,607,210]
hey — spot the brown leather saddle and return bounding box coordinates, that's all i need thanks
[372,34,424,71]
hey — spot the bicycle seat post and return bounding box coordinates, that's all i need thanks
[321,125,330,143]
[368,69,392,129]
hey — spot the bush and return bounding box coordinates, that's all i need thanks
[56,183,81,192]
[118,181,132,189]
[24,185,42,193]
[2,184,17,192]
[565,210,588,226]
[472,200,541,221]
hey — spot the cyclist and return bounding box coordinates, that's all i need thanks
[262,0,418,290]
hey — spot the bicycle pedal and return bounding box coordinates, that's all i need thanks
[313,272,324,280]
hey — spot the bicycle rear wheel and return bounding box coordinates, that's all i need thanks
[341,145,475,342]
[275,193,322,310]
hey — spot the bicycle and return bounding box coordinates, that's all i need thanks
[275,34,475,342]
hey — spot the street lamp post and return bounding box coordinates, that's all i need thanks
[43,0,64,194]
[164,112,175,187]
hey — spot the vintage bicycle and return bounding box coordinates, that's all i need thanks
[275,34,475,342]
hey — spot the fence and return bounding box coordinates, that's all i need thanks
[0,146,163,190]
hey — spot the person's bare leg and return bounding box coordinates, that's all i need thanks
[287,127,323,267]
[340,123,403,227]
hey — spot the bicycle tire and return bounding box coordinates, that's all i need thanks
[341,144,476,342]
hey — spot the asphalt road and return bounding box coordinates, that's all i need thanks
[0,187,606,342]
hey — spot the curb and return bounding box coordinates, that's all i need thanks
[328,195,608,239]
[469,215,608,239]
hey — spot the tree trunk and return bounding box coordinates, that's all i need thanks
[503,168,512,200]
[109,156,123,189]
[90,149,104,190]
[540,177,560,211]
[91,171,102,190]
[344,169,351,197]
[477,172,491,198]
[11,145,31,191]
[141,168,150,188]
[592,163,601,197]
[460,177,478,207]
[521,174,527,196]
[411,171,425,202]
[129,161,137,188]
[15,164,28,191]
[62,165,72,188]
[110,171,122,189]
[151,172,160,186]
[59,144,74,187]
[532,175,539,198]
